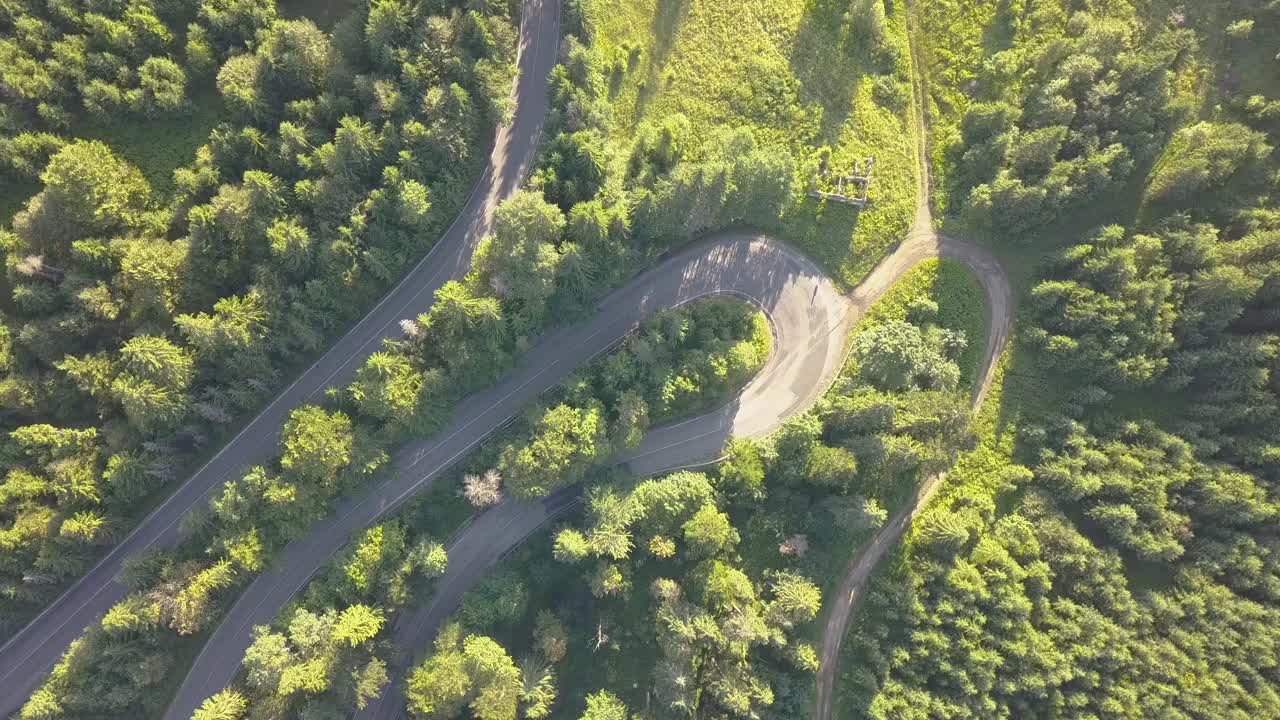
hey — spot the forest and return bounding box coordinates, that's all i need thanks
[182,295,772,720]
[2,0,807,711]
[833,1,1280,719]
[4,0,1280,717]
[0,0,519,630]
[404,253,987,719]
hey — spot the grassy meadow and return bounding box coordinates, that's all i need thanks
[578,0,920,286]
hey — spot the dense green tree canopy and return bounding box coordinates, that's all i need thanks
[547,470,824,718]
[840,2,1280,718]
[954,10,1191,236]
[13,141,153,258]
[0,0,518,633]
[1026,225,1178,387]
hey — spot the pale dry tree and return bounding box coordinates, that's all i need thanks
[463,468,503,508]
[194,400,232,425]
[14,255,44,276]
[14,254,62,281]
[399,318,422,340]
[488,272,511,299]
[779,534,810,558]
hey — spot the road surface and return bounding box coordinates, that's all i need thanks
[350,227,1012,720]
[174,0,1016,716]
[810,8,1015,718]
[167,229,857,720]
[0,0,562,714]
[0,0,1014,715]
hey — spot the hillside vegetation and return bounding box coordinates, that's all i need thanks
[426,255,989,719]
[551,0,920,285]
[170,0,975,718]
[187,296,772,720]
[11,0,1280,718]
[0,0,517,638]
[835,1,1280,718]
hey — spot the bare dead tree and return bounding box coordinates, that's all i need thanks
[779,534,810,558]
[593,622,609,653]
[488,273,511,299]
[399,318,422,340]
[463,468,503,508]
[14,255,64,282]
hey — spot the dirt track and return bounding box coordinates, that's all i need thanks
[810,6,1014,717]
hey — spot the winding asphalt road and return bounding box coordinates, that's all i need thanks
[350,7,1013,720]
[348,233,1011,720]
[350,232,858,720]
[1,0,1013,716]
[0,0,561,714]
[159,1,1016,717]
[168,230,857,720]
[811,10,1015,718]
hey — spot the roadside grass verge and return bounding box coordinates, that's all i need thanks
[909,0,1001,216]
